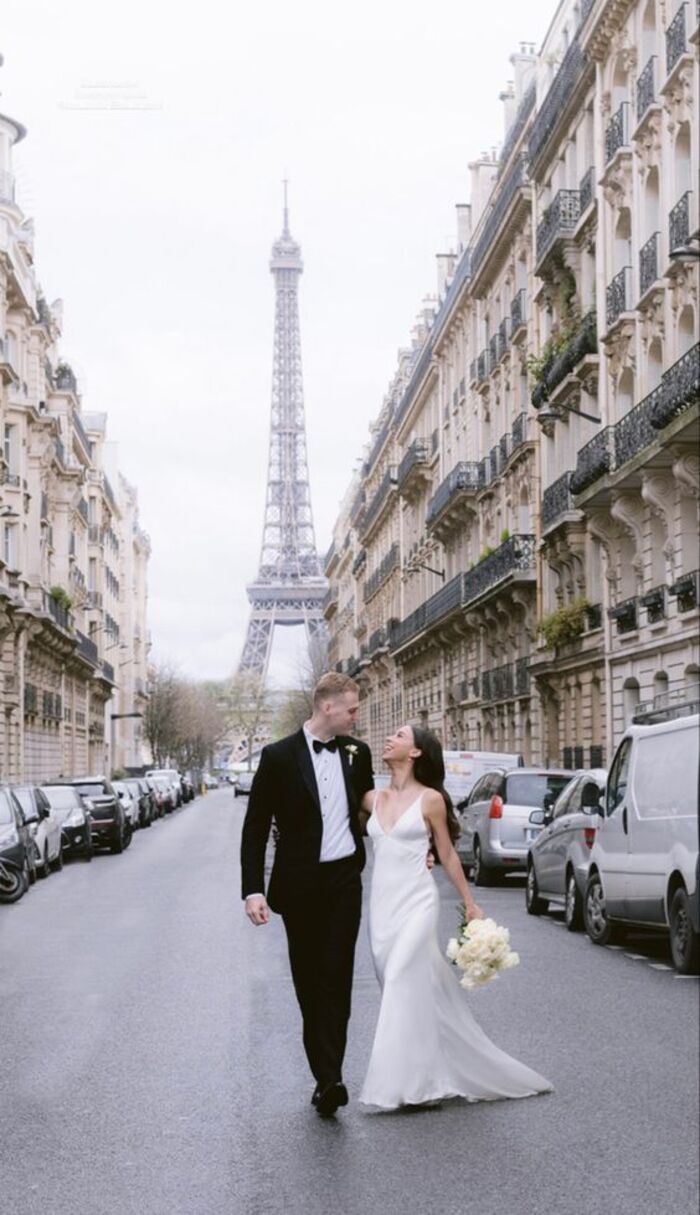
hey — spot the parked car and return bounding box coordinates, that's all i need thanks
[442,750,523,805]
[457,767,574,885]
[146,769,182,808]
[41,785,94,860]
[525,769,608,929]
[125,778,153,827]
[234,770,256,798]
[113,781,140,832]
[153,775,176,814]
[180,774,195,803]
[52,777,129,854]
[0,784,35,897]
[12,786,64,878]
[145,776,167,817]
[583,713,699,974]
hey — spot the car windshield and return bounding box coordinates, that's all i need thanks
[0,791,15,824]
[505,773,572,808]
[42,786,79,809]
[73,783,107,797]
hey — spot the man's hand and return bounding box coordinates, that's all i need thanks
[426,849,436,871]
[245,895,270,926]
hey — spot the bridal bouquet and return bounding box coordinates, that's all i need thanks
[446,913,520,990]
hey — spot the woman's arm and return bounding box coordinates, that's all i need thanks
[359,788,375,833]
[423,789,484,920]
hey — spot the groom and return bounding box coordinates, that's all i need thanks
[240,672,373,1118]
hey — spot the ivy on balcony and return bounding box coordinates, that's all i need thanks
[528,309,596,407]
[538,598,591,648]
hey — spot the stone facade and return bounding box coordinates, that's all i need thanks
[325,0,699,768]
[0,87,150,782]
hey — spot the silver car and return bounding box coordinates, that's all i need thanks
[458,767,574,886]
[525,768,608,930]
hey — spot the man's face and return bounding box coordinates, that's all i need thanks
[324,692,360,737]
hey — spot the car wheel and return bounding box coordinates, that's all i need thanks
[110,827,125,855]
[473,840,495,887]
[584,872,620,946]
[0,864,26,903]
[526,862,548,915]
[669,887,700,976]
[83,839,93,861]
[40,846,51,879]
[28,858,37,885]
[50,845,64,873]
[564,871,584,932]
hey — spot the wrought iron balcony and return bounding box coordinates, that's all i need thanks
[476,349,491,384]
[489,333,501,367]
[669,190,691,253]
[426,462,480,530]
[669,569,698,612]
[470,154,526,280]
[536,189,581,267]
[351,548,367,576]
[462,534,536,608]
[531,311,597,408]
[499,432,512,465]
[498,317,511,356]
[76,630,99,665]
[477,454,495,489]
[666,3,688,74]
[361,466,397,537]
[528,39,586,167]
[541,471,575,530]
[608,596,638,634]
[511,412,529,450]
[396,439,430,492]
[482,663,515,704]
[651,342,700,429]
[86,590,103,610]
[605,101,630,164]
[102,661,115,683]
[368,627,388,654]
[363,543,399,602]
[43,589,73,632]
[55,364,78,393]
[389,573,463,652]
[639,231,661,294]
[640,584,666,623]
[570,428,614,494]
[511,288,527,334]
[606,266,633,328]
[636,55,657,120]
[614,383,664,468]
[579,166,595,214]
[586,603,603,630]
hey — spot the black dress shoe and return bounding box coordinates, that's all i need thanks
[315,1082,349,1118]
[311,1084,321,1107]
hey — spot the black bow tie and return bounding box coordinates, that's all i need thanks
[313,738,338,754]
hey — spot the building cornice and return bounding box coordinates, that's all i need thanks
[580,0,637,63]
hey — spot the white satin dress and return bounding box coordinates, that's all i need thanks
[359,792,553,1110]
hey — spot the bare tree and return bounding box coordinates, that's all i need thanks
[225,672,274,769]
[144,663,230,771]
[143,661,181,767]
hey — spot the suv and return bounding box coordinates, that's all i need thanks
[146,769,182,808]
[41,784,94,859]
[583,713,699,974]
[526,769,608,930]
[458,767,574,885]
[53,777,129,854]
[13,786,63,878]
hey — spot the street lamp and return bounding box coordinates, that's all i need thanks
[669,234,700,262]
[408,560,446,581]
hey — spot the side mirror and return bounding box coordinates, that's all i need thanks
[581,784,603,813]
[82,797,95,813]
[39,804,50,820]
[529,809,546,826]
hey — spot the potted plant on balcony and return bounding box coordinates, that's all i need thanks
[50,585,73,610]
[537,598,591,651]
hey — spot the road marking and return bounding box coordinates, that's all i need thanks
[674,974,700,980]
[648,963,673,971]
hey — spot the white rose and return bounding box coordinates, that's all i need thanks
[446,938,459,962]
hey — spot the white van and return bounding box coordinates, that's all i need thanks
[583,713,699,973]
[442,750,523,806]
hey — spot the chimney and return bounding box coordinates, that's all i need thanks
[455,203,471,252]
[499,81,516,139]
[436,252,456,297]
[510,43,537,104]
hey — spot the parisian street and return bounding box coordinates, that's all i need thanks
[1,787,698,1215]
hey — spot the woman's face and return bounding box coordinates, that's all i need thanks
[382,724,419,763]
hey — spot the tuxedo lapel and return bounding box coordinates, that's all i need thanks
[337,739,356,811]
[293,729,321,813]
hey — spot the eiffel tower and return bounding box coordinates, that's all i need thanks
[238,188,326,680]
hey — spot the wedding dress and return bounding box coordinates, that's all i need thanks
[360,792,553,1110]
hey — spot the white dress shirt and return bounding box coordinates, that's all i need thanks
[303,725,356,863]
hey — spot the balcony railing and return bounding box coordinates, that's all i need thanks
[482,658,530,704]
[55,364,78,393]
[639,231,661,294]
[43,590,73,632]
[363,543,399,602]
[470,154,525,280]
[531,311,597,407]
[608,596,638,634]
[614,384,664,467]
[636,55,657,120]
[76,630,99,665]
[606,266,633,328]
[651,342,700,429]
[579,166,595,214]
[102,661,115,682]
[542,471,575,530]
[536,189,581,265]
[397,439,429,491]
[571,428,614,494]
[666,3,688,74]
[462,534,535,607]
[476,349,491,384]
[390,573,463,652]
[351,548,367,577]
[362,466,397,536]
[669,569,699,612]
[511,411,529,450]
[528,39,586,167]
[640,584,666,623]
[426,462,480,530]
[86,590,103,610]
[605,102,630,164]
[669,190,691,253]
[511,288,527,333]
[72,410,92,457]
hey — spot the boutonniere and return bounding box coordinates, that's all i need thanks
[345,744,358,767]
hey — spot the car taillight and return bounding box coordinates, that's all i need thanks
[584,827,596,849]
[489,795,503,819]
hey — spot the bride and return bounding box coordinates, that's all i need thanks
[359,723,553,1111]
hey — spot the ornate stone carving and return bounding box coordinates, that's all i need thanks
[635,113,662,172]
[604,319,636,378]
[673,452,700,499]
[602,158,633,211]
[610,492,645,583]
[664,62,695,136]
[638,294,665,351]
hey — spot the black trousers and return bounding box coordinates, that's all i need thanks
[281,856,362,1089]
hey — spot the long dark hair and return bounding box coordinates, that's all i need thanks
[411,726,461,846]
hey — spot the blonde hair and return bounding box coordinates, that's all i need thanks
[313,671,359,708]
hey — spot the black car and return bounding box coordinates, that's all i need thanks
[0,784,35,898]
[41,784,94,859]
[180,775,195,804]
[125,778,153,828]
[52,777,129,854]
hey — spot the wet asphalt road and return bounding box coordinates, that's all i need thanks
[1,787,698,1215]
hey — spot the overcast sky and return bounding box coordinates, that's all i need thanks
[3,0,556,683]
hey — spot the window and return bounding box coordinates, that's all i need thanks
[633,728,699,819]
[3,423,17,472]
[606,739,632,816]
[3,523,18,569]
[505,773,572,809]
[554,779,578,818]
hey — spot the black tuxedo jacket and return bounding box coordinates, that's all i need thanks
[240,729,374,913]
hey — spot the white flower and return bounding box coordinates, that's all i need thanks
[446,937,460,962]
[446,914,520,989]
[345,744,358,767]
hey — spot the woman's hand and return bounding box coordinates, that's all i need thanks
[465,898,485,921]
